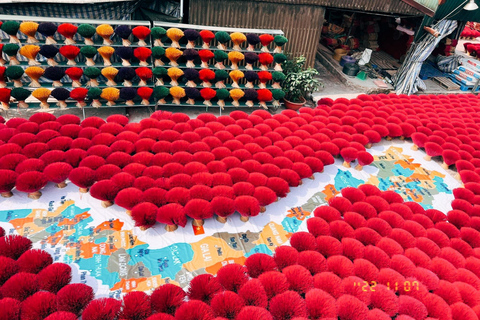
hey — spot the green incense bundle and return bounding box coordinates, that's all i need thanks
[153,86,169,104]
[152,46,166,66]
[88,87,102,108]
[78,24,96,45]
[274,53,287,71]
[151,27,167,46]
[215,31,230,50]
[272,71,286,88]
[11,87,31,108]
[80,46,98,66]
[5,66,24,87]
[216,88,229,109]
[214,69,229,89]
[1,21,21,43]
[84,67,101,86]
[3,44,20,65]
[152,67,168,85]
[214,50,228,69]
[272,89,285,107]
[274,35,288,53]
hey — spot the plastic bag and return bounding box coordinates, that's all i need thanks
[358,49,372,66]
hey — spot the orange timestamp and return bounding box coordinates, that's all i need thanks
[353,281,420,292]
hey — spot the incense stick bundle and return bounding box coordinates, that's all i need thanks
[11,87,30,108]
[153,86,169,104]
[39,45,59,66]
[84,67,101,86]
[19,45,41,66]
[3,44,20,65]
[32,88,51,109]
[152,46,165,66]
[167,67,183,86]
[57,23,78,45]
[214,50,228,69]
[1,21,20,43]
[151,27,167,46]
[101,87,120,106]
[117,67,136,87]
[101,67,119,86]
[5,66,24,87]
[115,47,133,66]
[78,23,96,45]
[70,88,88,108]
[132,26,151,46]
[80,46,98,66]
[37,22,57,44]
[115,25,132,46]
[152,67,168,86]
[65,67,83,87]
[19,21,39,43]
[51,87,70,109]
[166,28,184,48]
[97,46,115,66]
[59,45,81,66]
[169,86,185,105]
[96,24,114,45]
[88,87,102,108]
[25,66,44,87]
[230,89,244,107]
[44,66,65,87]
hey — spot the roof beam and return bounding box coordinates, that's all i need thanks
[401,0,436,16]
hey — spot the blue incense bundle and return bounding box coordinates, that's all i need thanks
[183,68,199,87]
[244,52,259,70]
[51,87,70,108]
[184,29,200,48]
[115,47,134,66]
[37,23,57,44]
[185,87,200,105]
[44,66,65,87]
[244,71,259,88]
[115,25,132,46]
[120,87,137,105]
[39,45,59,66]
[117,67,136,87]
[183,49,199,67]
[246,34,260,51]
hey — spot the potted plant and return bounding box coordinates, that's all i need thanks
[282,55,323,110]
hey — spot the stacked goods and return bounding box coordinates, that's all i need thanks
[152,23,286,109]
[0,18,152,109]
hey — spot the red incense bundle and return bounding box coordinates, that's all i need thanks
[199,69,215,87]
[0,66,5,87]
[65,67,83,87]
[258,53,274,70]
[355,151,374,171]
[257,89,272,109]
[137,87,153,105]
[199,49,214,68]
[258,71,272,89]
[70,88,88,108]
[200,88,216,107]
[134,47,152,66]
[59,45,80,66]
[132,26,151,46]
[199,30,215,49]
[57,23,78,45]
[0,88,11,110]
[136,67,153,86]
[259,34,274,52]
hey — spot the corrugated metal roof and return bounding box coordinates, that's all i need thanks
[434,0,480,22]
[238,0,423,15]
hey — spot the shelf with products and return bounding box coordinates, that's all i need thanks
[154,62,280,72]
[7,100,155,110]
[3,81,155,89]
[0,14,152,50]
[152,21,286,55]
[1,61,153,68]
[157,82,278,90]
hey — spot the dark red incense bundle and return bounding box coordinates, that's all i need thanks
[59,45,80,65]
[115,187,144,214]
[340,146,358,168]
[356,151,374,171]
[65,67,83,87]
[134,47,152,66]
[82,298,121,320]
[0,272,38,301]
[199,69,215,87]
[57,24,78,45]
[0,88,11,110]
[424,142,443,161]
[156,203,187,232]
[235,195,261,222]
[200,88,216,107]
[0,169,17,197]
[257,89,272,109]
[57,283,93,316]
[42,162,73,188]
[131,202,158,230]
[15,171,48,199]
[37,263,71,293]
[119,291,151,320]
[68,167,95,193]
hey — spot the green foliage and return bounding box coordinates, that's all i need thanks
[282,55,322,103]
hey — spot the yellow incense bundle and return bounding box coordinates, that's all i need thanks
[230,32,247,50]
[96,24,114,45]
[169,86,185,105]
[101,67,119,86]
[230,89,244,107]
[32,88,51,109]
[19,21,39,43]
[228,51,244,70]
[19,45,41,66]
[25,66,44,87]
[229,70,244,88]
[97,46,115,66]
[167,67,183,86]
[165,47,182,67]
[101,87,120,106]
[166,28,184,48]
